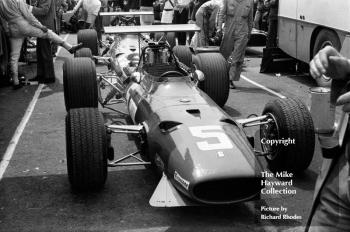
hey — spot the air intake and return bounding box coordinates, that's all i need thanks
[193,178,262,204]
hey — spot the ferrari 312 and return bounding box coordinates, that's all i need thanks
[62,24,315,207]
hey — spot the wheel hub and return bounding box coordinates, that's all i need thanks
[260,113,280,160]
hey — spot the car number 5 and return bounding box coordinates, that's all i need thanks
[189,126,233,151]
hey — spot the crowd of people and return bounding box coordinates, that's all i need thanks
[0,1,349,231]
[0,0,280,90]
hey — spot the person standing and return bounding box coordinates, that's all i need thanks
[71,0,102,29]
[32,0,57,83]
[190,0,209,21]
[194,0,222,47]
[140,0,155,26]
[306,45,350,231]
[0,0,82,88]
[253,0,268,30]
[265,0,278,48]
[56,0,68,34]
[218,0,254,89]
[173,0,191,45]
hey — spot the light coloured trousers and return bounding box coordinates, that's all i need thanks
[140,6,154,25]
[9,37,24,83]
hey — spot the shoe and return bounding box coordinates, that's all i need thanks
[18,76,26,82]
[229,80,236,89]
[12,80,23,90]
[13,84,23,90]
[68,43,84,54]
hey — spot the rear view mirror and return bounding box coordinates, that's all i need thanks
[193,70,205,82]
[131,72,141,83]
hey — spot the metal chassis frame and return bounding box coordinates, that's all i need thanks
[94,31,277,166]
[106,124,151,167]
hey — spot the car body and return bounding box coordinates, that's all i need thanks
[63,24,315,207]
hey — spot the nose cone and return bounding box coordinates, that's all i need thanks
[166,124,264,204]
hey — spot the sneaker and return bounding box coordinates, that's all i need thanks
[68,43,84,54]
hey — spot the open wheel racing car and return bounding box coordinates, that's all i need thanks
[62,24,315,207]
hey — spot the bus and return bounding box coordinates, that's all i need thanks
[277,0,350,86]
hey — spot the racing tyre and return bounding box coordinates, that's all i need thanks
[193,53,229,107]
[261,98,315,173]
[74,47,92,58]
[173,45,192,68]
[66,108,108,191]
[312,29,341,87]
[77,29,99,56]
[63,58,98,111]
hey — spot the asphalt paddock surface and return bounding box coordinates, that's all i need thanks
[0,34,323,232]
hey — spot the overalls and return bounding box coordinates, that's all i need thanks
[218,0,253,81]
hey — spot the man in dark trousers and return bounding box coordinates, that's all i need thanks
[32,0,56,83]
[265,0,278,48]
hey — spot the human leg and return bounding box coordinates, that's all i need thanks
[173,8,188,45]
[46,30,82,53]
[140,6,154,25]
[267,18,278,48]
[35,37,44,80]
[219,18,236,59]
[229,33,249,82]
[253,10,262,30]
[9,37,24,88]
[36,38,55,83]
[195,12,206,47]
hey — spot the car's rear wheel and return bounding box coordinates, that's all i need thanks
[261,98,315,173]
[66,108,108,191]
[173,45,192,68]
[193,53,229,107]
[74,47,93,58]
[63,58,98,111]
[77,29,99,56]
[312,29,340,87]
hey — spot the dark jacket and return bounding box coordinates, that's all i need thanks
[32,0,56,30]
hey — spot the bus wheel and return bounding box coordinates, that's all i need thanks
[312,29,341,87]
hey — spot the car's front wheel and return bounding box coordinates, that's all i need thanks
[261,98,315,173]
[66,108,108,191]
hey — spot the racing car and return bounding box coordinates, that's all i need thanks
[62,24,315,207]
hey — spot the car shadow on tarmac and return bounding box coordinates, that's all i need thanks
[0,168,302,232]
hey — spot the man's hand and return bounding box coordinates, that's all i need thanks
[336,92,350,112]
[41,26,48,33]
[310,46,350,81]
